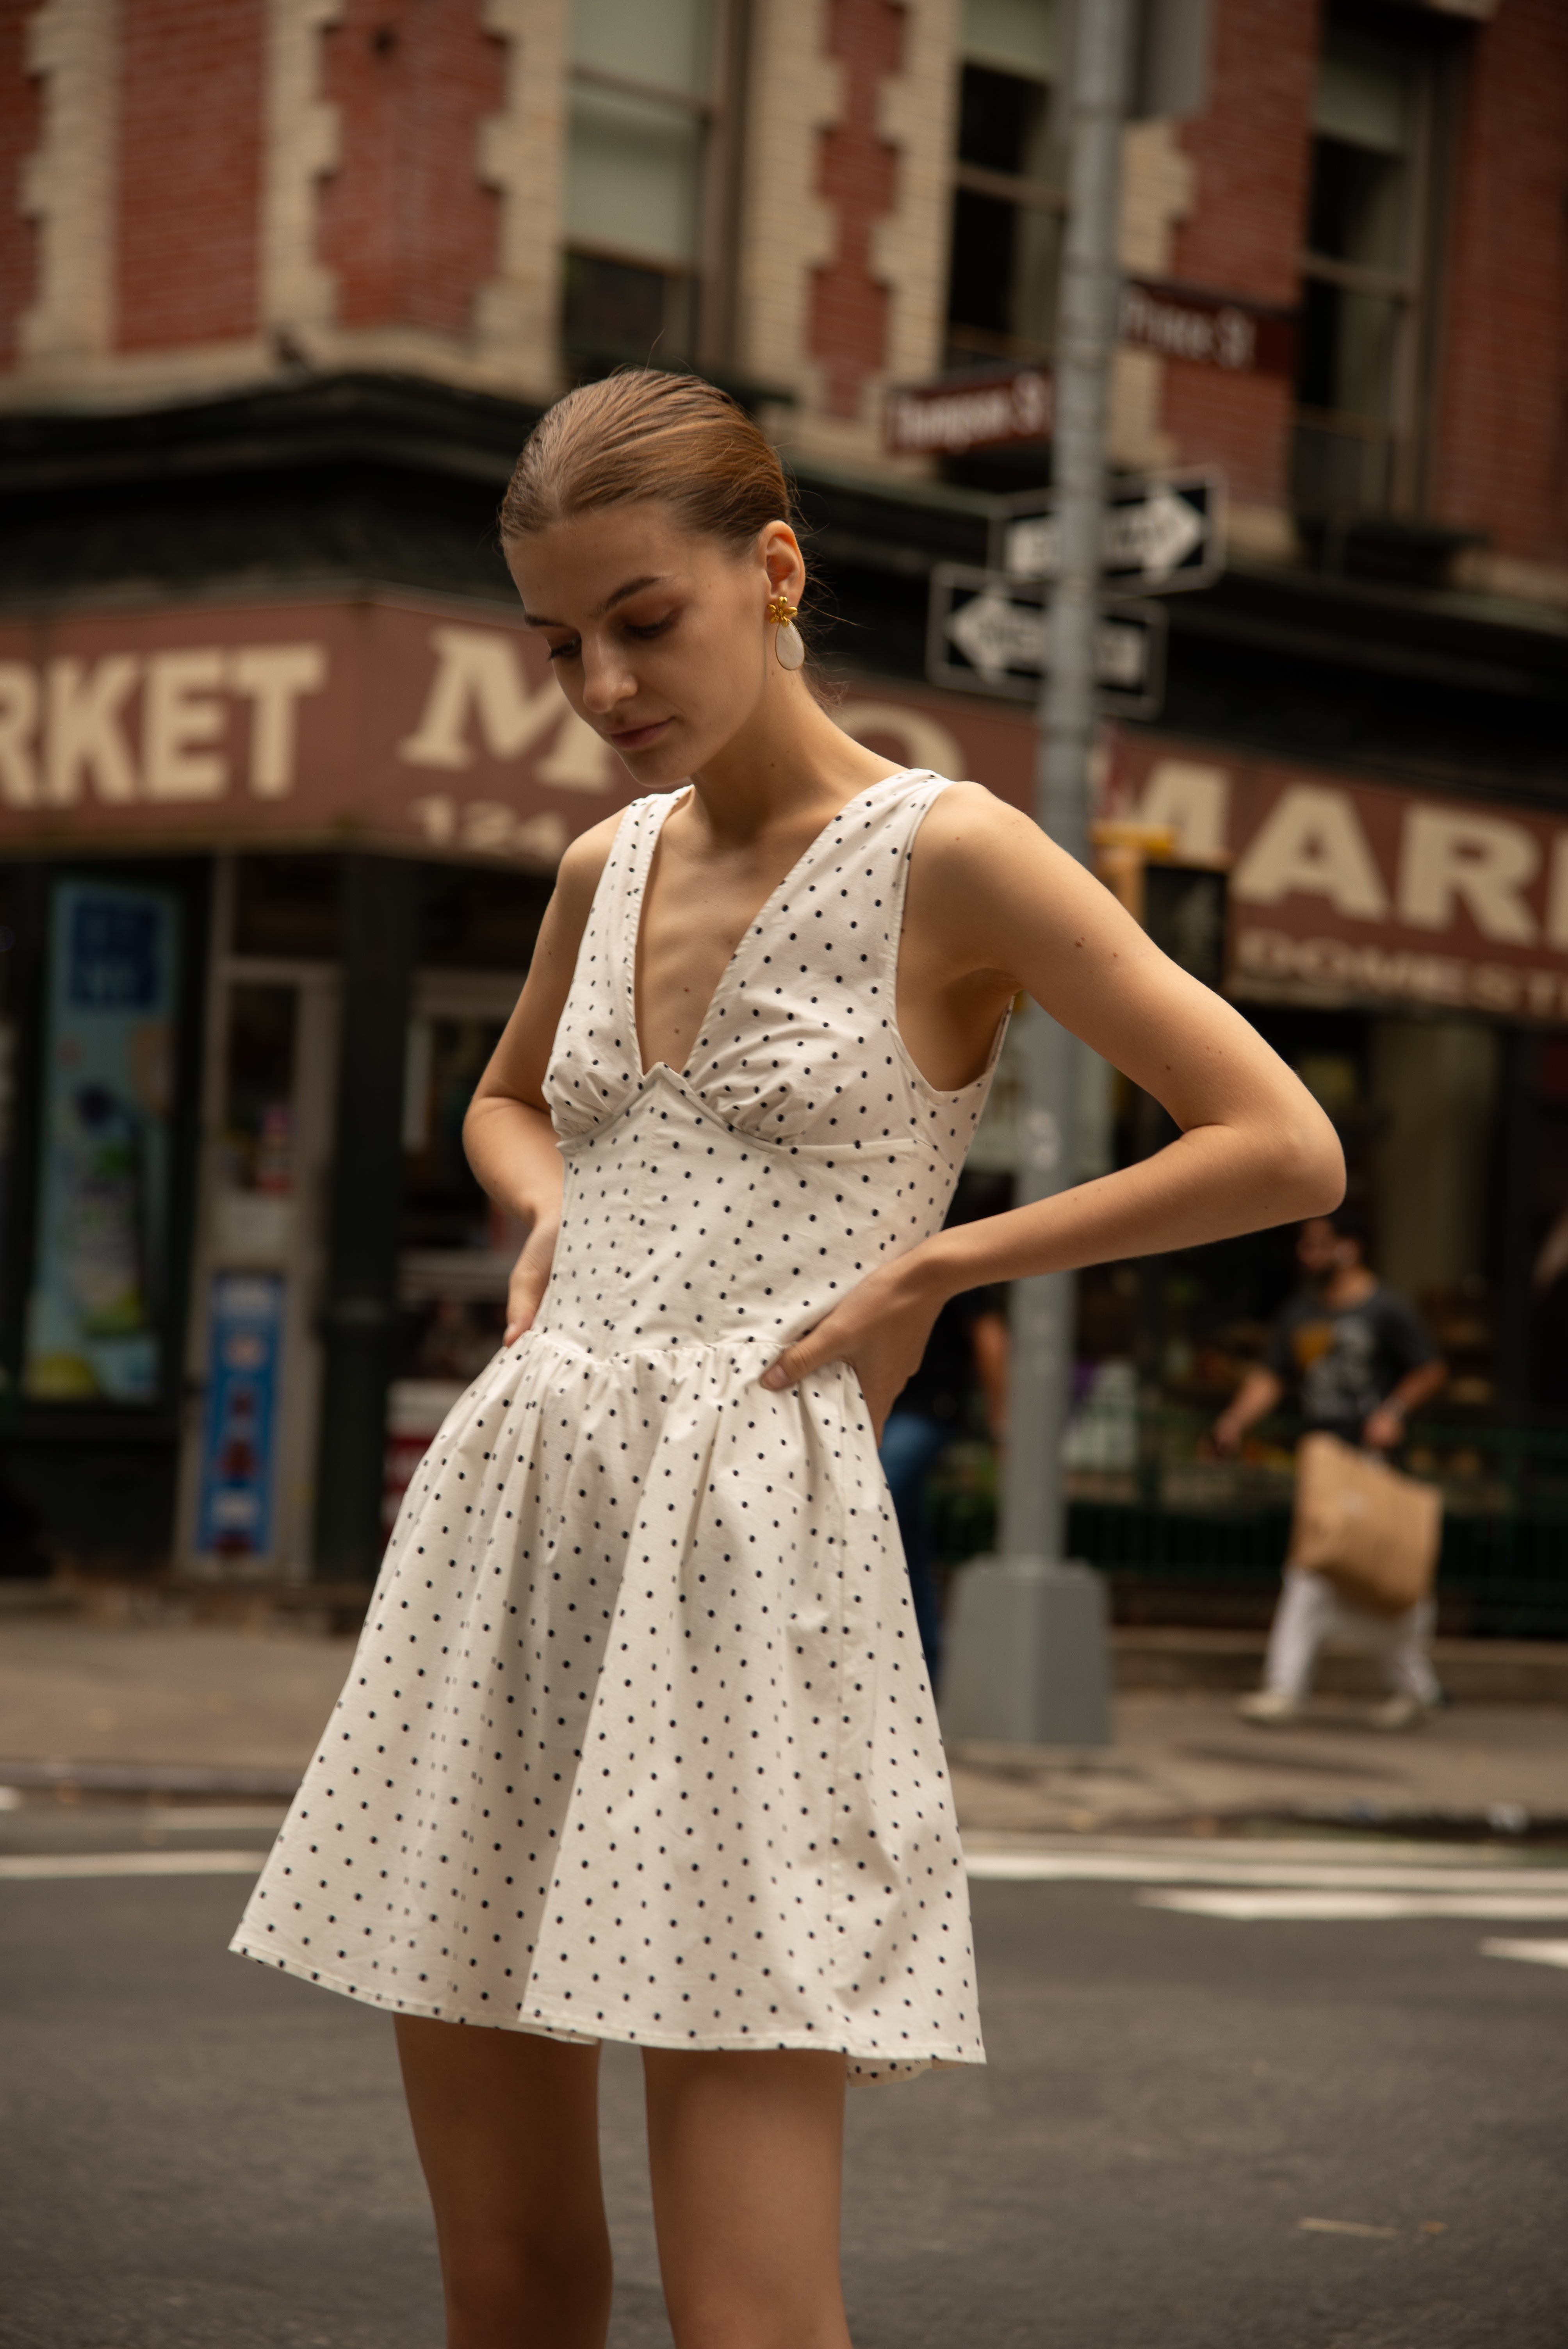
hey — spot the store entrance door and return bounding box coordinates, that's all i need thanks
[176,952,339,1578]
[385,971,524,1534]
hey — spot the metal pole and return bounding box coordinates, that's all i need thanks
[1000,0,1132,1570]
[939,0,1130,1749]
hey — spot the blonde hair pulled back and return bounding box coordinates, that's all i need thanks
[500,369,796,556]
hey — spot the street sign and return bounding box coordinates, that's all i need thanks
[885,365,1053,456]
[992,465,1226,596]
[926,564,1166,715]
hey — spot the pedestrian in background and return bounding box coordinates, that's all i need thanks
[880,1175,1010,1687]
[1213,1210,1447,1729]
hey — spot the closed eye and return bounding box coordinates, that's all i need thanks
[625,615,675,641]
[545,639,581,663]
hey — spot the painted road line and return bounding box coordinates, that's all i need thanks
[1140,1889,1568,1922]
[964,1852,1564,1893]
[1298,2218,1399,2239]
[0,1851,263,1881]
[1481,1939,1568,1971]
[134,1807,288,1831]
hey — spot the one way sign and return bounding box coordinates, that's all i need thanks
[926,565,1166,714]
[993,467,1226,596]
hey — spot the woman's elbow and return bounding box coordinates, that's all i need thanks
[1269,1098,1345,1220]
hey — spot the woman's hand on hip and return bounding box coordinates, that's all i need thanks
[760,1258,944,1443]
[504,1212,560,1345]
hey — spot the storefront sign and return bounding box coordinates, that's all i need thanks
[0,592,1034,867]
[4,593,1563,1027]
[1112,736,1568,1024]
[24,877,180,1400]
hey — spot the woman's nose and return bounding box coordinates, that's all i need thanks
[580,642,636,715]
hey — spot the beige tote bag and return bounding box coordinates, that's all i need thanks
[1287,1431,1443,1616]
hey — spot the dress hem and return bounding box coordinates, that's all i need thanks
[228,1931,985,2080]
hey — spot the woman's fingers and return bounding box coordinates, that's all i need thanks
[760,1330,827,1391]
[502,1223,559,1344]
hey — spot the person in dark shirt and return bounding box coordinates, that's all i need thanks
[881,1287,1008,1686]
[1213,1210,1447,1727]
[880,1170,1011,1687]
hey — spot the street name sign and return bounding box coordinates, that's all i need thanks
[992,466,1226,596]
[926,564,1166,715]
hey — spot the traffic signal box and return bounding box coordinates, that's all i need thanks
[1092,820,1229,994]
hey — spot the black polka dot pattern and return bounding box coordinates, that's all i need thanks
[232,770,1005,2081]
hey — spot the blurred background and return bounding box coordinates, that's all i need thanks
[0,0,1565,1645]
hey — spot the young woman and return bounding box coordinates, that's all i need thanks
[233,371,1342,2349]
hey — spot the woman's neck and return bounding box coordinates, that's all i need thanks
[682,674,900,851]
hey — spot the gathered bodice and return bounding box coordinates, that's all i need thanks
[538,769,1006,1353]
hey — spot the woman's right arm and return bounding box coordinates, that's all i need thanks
[463,816,619,1341]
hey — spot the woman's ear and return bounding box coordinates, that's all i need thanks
[760,522,806,604]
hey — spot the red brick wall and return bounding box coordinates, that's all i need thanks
[320,0,505,337]
[811,0,903,420]
[1431,0,1568,565]
[1162,0,1319,506]
[0,5,41,368]
[116,0,265,349]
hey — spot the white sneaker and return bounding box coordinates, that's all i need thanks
[1369,1693,1438,1732]
[1237,1689,1302,1725]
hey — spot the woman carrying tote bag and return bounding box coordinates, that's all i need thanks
[1214,1208,1447,1731]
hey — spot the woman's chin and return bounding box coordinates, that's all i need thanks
[609,731,694,784]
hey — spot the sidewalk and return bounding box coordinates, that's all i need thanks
[2,1601,1565,1836]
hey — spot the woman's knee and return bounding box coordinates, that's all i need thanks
[439,2219,612,2346]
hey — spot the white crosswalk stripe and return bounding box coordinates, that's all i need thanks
[0,1851,264,1880]
[1482,1938,1568,1971]
[963,1835,1568,1963]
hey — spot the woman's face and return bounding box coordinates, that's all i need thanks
[505,502,804,788]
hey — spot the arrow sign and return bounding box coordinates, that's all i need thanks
[993,467,1226,596]
[926,565,1166,715]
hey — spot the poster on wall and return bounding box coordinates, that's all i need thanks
[195,1272,284,1559]
[23,879,180,1402]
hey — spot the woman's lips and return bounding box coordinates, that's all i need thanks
[608,717,672,753]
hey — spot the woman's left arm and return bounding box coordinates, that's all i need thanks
[763,788,1344,1429]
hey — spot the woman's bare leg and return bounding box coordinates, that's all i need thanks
[394,2016,612,2349]
[643,2047,853,2349]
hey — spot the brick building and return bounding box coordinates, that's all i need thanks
[0,0,1565,1625]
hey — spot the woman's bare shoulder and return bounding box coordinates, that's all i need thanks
[555,806,628,897]
[915,779,1047,880]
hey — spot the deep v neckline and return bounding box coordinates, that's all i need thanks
[627,771,916,1082]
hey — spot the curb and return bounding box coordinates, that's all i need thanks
[0,1759,302,1798]
[1113,1629,1568,1705]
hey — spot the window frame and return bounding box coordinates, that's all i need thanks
[1292,17,1442,520]
[944,48,1067,372]
[560,2,739,375]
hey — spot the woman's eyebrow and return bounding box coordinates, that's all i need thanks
[521,574,671,630]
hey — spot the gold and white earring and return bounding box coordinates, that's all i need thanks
[767,592,806,671]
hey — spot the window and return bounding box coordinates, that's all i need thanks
[945,0,1064,370]
[1293,13,1434,519]
[562,0,724,369]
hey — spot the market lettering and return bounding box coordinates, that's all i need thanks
[1133,758,1230,860]
[409,793,570,864]
[396,625,615,791]
[1233,784,1390,920]
[1397,806,1539,945]
[1237,927,1568,1021]
[0,644,326,806]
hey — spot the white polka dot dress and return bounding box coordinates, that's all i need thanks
[232,770,1005,2080]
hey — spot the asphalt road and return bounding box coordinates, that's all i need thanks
[2,1804,1565,2349]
